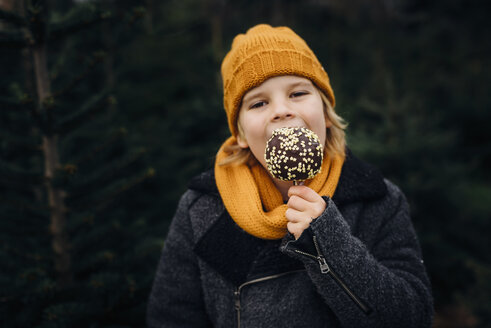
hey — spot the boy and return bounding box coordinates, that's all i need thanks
[147,24,433,328]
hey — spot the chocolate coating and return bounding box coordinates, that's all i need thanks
[264,127,323,181]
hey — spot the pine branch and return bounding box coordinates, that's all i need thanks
[0,197,49,221]
[71,229,115,272]
[0,96,21,110]
[125,6,147,26]
[72,246,116,274]
[0,29,32,48]
[0,241,48,269]
[0,130,41,152]
[69,222,109,255]
[63,148,147,194]
[51,52,106,98]
[0,177,40,194]
[55,91,115,135]
[1,100,51,137]
[0,96,34,112]
[68,127,128,166]
[93,167,155,211]
[125,237,164,261]
[68,167,155,211]
[66,211,95,236]
[0,97,40,136]
[48,6,112,42]
[0,8,27,27]
[0,159,44,186]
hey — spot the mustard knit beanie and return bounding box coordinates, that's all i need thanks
[221,24,336,137]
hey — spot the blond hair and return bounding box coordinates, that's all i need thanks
[218,87,347,167]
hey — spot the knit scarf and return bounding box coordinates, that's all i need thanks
[214,136,345,240]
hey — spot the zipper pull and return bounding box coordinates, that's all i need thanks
[312,236,329,274]
[317,256,330,274]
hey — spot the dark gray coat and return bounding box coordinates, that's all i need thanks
[147,153,433,327]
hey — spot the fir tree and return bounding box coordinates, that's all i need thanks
[0,1,156,326]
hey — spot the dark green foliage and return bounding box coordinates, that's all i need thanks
[0,0,155,327]
[1,0,490,327]
[0,8,27,27]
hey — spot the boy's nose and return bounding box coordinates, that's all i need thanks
[271,102,294,122]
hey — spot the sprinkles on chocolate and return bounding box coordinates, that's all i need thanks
[264,127,323,181]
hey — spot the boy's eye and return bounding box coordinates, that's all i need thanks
[250,101,266,109]
[290,91,308,98]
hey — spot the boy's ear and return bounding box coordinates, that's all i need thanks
[322,101,333,129]
[236,120,249,148]
[236,134,249,148]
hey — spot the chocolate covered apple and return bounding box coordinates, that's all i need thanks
[264,127,323,182]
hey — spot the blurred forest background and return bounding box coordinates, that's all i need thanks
[1,0,490,327]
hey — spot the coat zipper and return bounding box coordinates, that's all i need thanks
[234,269,306,328]
[293,235,372,315]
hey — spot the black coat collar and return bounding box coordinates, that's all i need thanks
[188,150,387,286]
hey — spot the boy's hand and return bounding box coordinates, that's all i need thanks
[285,185,326,240]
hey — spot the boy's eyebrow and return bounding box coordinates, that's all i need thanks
[242,91,267,104]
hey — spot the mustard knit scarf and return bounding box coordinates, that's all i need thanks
[214,136,345,240]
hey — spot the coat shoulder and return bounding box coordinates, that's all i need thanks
[173,176,225,244]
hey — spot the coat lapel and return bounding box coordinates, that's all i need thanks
[332,149,387,206]
[193,209,303,285]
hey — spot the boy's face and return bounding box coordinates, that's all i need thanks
[237,75,330,171]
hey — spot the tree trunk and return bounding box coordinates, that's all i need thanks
[33,41,72,286]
